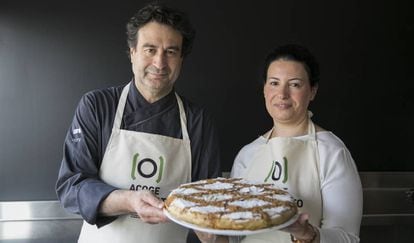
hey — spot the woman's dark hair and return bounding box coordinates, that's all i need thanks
[126,2,196,57]
[263,44,320,87]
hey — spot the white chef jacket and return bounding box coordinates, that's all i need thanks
[231,131,362,243]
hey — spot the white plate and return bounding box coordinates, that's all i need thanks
[163,209,299,236]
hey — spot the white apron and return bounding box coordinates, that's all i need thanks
[241,119,322,243]
[78,83,192,243]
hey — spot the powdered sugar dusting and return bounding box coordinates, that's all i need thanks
[174,187,201,195]
[194,193,233,201]
[239,186,264,195]
[268,194,292,202]
[171,198,197,208]
[222,211,259,220]
[229,199,269,208]
[190,205,226,213]
[263,206,287,217]
[201,182,234,190]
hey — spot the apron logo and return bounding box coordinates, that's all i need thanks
[264,156,288,183]
[130,153,164,183]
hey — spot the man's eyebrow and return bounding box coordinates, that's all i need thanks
[141,43,181,52]
[166,45,181,51]
[142,43,157,48]
[267,77,305,81]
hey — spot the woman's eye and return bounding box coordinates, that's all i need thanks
[268,80,278,86]
[290,82,301,87]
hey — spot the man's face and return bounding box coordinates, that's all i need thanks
[130,21,183,100]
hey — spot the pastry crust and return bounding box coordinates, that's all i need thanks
[165,178,298,230]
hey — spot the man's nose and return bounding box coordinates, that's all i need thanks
[152,52,167,69]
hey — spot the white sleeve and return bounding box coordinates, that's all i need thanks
[318,135,363,243]
[230,137,264,178]
[230,149,248,178]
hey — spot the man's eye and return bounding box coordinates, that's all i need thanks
[145,49,156,54]
[166,49,178,56]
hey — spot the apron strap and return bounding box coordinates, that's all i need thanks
[113,82,190,141]
[264,128,273,141]
[307,111,317,141]
[308,119,317,140]
[112,82,130,129]
[174,93,190,141]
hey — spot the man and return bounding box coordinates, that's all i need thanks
[56,3,221,243]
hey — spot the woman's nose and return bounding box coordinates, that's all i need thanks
[276,85,289,99]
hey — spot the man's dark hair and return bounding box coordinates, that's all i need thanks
[126,2,196,57]
[263,44,320,87]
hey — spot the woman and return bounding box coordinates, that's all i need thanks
[197,44,362,243]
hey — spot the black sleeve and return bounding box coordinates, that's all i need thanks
[55,92,117,226]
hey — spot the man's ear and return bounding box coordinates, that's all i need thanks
[129,47,136,60]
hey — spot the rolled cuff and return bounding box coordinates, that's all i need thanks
[78,179,117,226]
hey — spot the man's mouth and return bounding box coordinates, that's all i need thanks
[147,72,168,78]
[146,66,168,77]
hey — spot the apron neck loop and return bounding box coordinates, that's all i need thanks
[113,82,190,141]
[266,111,317,142]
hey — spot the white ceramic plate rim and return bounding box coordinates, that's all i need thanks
[164,209,299,236]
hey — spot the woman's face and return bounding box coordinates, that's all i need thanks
[264,60,318,125]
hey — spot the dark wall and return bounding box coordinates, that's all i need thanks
[1,0,413,200]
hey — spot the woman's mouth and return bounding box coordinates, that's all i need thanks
[274,103,291,109]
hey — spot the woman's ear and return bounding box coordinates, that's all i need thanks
[310,84,318,101]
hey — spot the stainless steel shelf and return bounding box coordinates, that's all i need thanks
[360,171,414,226]
[0,200,80,222]
[0,201,81,242]
[1,172,413,242]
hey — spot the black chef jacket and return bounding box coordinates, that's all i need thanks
[55,81,221,227]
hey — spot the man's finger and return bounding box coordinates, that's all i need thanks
[140,191,164,208]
